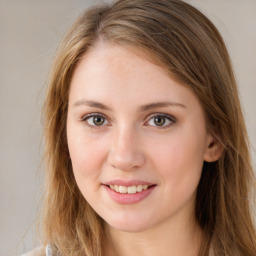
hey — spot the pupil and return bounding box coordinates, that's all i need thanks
[154,117,165,126]
[94,116,104,125]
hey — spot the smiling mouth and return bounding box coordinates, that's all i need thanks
[107,184,155,194]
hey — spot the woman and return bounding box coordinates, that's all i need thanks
[26,0,256,255]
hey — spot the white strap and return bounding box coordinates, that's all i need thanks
[46,244,52,256]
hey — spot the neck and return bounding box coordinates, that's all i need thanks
[103,215,203,256]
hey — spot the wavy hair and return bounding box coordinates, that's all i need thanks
[42,0,256,255]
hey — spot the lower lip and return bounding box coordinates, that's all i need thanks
[103,185,156,204]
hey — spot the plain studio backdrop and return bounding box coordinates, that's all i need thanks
[0,0,255,255]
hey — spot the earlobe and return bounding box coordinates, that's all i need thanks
[203,134,224,162]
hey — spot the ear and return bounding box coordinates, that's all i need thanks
[203,133,224,162]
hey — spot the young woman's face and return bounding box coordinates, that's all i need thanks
[67,43,213,232]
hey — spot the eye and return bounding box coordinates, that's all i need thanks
[82,113,109,128]
[146,114,175,128]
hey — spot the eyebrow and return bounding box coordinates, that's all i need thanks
[139,102,186,111]
[73,99,111,110]
[72,99,186,111]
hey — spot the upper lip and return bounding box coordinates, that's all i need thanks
[104,179,155,187]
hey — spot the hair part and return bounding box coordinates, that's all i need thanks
[42,1,256,255]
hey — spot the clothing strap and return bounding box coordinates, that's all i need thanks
[46,244,52,256]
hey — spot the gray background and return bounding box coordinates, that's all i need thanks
[0,0,255,255]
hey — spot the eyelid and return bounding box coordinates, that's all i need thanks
[144,113,176,128]
[81,112,107,120]
[81,112,111,128]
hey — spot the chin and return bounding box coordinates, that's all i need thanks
[104,214,154,233]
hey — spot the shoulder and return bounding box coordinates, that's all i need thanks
[21,246,46,256]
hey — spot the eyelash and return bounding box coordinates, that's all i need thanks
[81,113,110,129]
[81,113,176,129]
[145,113,176,129]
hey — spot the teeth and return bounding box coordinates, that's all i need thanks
[109,184,149,194]
[127,186,136,194]
[142,185,148,190]
[137,185,142,192]
[119,186,128,193]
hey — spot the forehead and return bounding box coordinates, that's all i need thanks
[69,42,199,110]
[74,42,167,78]
[73,41,178,86]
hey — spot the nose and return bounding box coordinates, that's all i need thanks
[107,127,145,171]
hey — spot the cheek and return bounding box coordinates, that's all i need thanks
[148,130,205,186]
[67,129,108,183]
[68,139,107,204]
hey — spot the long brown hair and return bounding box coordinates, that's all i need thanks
[42,0,256,255]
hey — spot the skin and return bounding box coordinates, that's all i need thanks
[67,42,221,256]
